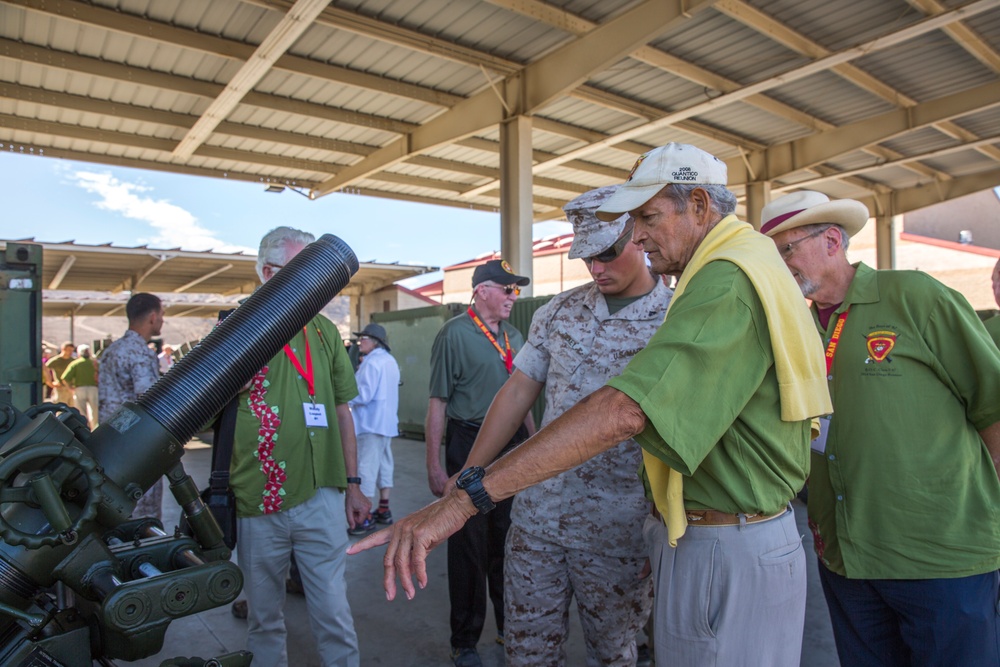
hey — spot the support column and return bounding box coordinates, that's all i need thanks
[875,214,899,269]
[744,181,771,230]
[499,115,534,296]
[351,294,363,335]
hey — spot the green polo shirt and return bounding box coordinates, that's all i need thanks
[62,357,97,387]
[608,261,810,515]
[230,315,358,518]
[811,263,1000,579]
[46,356,73,384]
[984,314,1000,348]
[429,309,525,423]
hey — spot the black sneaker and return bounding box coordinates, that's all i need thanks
[450,647,482,667]
[347,517,376,536]
[372,508,393,524]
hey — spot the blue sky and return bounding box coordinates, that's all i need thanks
[0,151,571,287]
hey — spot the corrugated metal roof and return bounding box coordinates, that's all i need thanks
[0,0,997,221]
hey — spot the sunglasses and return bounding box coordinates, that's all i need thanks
[584,221,635,265]
[483,284,521,296]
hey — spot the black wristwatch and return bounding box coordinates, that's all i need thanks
[346,476,361,485]
[456,466,495,514]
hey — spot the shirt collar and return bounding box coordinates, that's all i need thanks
[842,262,880,308]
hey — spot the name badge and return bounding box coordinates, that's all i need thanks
[304,402,328,428]
[811,415,831,454]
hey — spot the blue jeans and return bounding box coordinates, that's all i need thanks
[818,562,1000,667]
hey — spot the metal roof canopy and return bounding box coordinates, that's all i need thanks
[0,0,998,238]
[1,239,434,315]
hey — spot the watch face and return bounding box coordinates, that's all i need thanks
[458,467,482,488]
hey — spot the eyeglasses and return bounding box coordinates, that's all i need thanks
[358,335,372,341]
[584,221,635,265]
[482,284,521,296]
[778,227,827,260]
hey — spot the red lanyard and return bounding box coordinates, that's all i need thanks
[824,309,850,376]
[467,307,513,374]
[283,327,314,398]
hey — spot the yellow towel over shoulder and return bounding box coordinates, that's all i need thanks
[644,214,831,547]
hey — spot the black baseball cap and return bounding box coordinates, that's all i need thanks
[471,259,530,288]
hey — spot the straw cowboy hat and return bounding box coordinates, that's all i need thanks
[759,191,870,238]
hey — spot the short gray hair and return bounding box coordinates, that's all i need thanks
[256,226,315,280]
[660,184,738,218]
[802,223,850,251]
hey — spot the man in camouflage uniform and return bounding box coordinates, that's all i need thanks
[454,186,671,666]
[99,292,165,520]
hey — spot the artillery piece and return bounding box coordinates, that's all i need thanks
[0,235,358,666]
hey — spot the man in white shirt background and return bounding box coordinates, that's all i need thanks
[348,323,401,535]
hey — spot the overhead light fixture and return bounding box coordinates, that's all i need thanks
[264,184,313,199]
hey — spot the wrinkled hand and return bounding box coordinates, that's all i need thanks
[442,472,460,497]
[347,493,475,601]
[427,465,449,498]
[345,486,372,528]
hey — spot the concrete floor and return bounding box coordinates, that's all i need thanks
[130,437,840,667]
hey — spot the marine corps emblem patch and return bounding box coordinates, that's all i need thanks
[865,330,897,363]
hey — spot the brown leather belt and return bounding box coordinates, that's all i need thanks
[685,508,788,526]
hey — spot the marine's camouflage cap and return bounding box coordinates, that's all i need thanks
[566,185,630,260]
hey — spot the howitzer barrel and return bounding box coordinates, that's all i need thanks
[140,233,358,443]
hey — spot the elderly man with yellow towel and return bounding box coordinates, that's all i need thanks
[350,143,831,666]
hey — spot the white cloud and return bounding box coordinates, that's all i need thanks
[72,171,253,253]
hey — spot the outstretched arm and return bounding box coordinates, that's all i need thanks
[443,370,543,495]
[348,386,647,601]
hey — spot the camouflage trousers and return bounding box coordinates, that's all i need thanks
[503,523,652,667]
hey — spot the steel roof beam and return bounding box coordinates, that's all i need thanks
[529,0,1000,175]
[171,0,375,159]
[311,0,717,197]
[728,81,1000,184]
[48,255,76,290]
[716,0,991,177]
[0,39,417,135]
[773,133,1000,192]
[861,167,1000,217]
[904,0,1000,71]
[8,0,461,108]
[485,0,837,134]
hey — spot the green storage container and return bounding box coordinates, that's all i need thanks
[371,295,554,440]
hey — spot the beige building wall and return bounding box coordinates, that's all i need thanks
[354,287,438,329]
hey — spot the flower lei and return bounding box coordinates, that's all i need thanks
[248,365,287,514]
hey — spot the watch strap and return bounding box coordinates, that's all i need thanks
[457,467,496,514]
[346,476,361,485]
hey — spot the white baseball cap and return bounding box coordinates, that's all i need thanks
[596,143,728,221]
